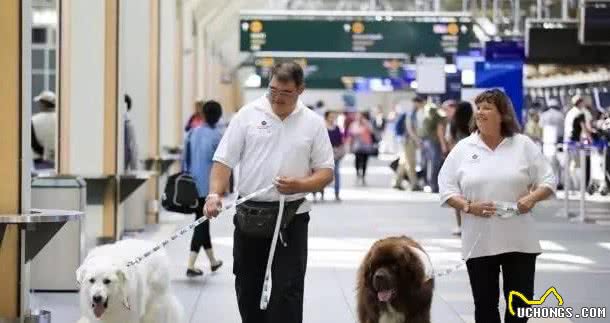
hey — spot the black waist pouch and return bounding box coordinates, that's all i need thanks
[235,198,305,238]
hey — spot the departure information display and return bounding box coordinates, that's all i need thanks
[240,16,477,59]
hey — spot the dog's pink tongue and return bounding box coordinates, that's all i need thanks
[93,303,105,318]
[377,290,394,302]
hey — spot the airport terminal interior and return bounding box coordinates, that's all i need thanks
[1,0,610,322]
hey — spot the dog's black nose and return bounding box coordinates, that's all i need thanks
[92,295,103,304]
[373,268,392,290]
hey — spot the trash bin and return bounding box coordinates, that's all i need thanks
[24,310,51,323]
[30,176,86,291]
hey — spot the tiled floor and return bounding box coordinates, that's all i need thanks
[34,156,610,323]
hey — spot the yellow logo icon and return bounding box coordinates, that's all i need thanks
[352,22,365,34]
[508,287,564,316]
[250,20,263,33]
[447,23,459,35]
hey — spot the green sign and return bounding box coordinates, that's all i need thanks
[255,57,406,89]
[240,17,476,58]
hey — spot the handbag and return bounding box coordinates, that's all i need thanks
[161,132,200,214]
[235,198,305,238]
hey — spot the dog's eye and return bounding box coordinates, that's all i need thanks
[89,278,95,284]
[103,279,111,285]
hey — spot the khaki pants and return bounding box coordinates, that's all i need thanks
[395,138,418,188]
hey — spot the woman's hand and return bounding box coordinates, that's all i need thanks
[469,201,496,218]
[517,195,537,214]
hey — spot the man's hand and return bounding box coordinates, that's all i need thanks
[517,195,536,214]
[273,176,305,195]
[203,194,222,218]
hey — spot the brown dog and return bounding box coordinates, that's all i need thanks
[356,236,434,323]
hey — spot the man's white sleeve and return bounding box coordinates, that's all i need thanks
[310,121,335,170]
[213,112,246,169]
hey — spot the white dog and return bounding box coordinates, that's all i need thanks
[76,239,183,323]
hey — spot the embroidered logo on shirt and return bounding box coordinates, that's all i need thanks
[256,120,272,132]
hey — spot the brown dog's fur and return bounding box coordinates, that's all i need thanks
[356,236,434,323]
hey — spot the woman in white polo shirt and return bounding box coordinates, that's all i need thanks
[439,89,556,323]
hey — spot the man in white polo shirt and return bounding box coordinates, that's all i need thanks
[204,62,334,323]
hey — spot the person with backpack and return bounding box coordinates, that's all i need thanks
[182,100,224,277]
[393,96,426,191]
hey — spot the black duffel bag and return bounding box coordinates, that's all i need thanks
[161,132,200,214]
[235,198,305,238]
[161,172,200,214]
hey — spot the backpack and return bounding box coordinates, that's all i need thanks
[161,132,200,214]
[394,113,407,136]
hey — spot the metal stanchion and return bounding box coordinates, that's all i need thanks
[562,143,574,218]
[577,146,587,222]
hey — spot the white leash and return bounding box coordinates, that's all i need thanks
[125,184,275,268]
[259,194,286,310]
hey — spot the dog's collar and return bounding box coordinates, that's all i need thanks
[408,246,434,281]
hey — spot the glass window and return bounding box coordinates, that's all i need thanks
[32,49,45,70]
[49,74,56,92]
[32,73,45,114]
[32,27,46,44]
[49,49,56,69]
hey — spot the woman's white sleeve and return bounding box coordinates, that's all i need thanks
[438,148,462,207]
[526,138,557,194]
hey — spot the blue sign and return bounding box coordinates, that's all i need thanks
[475,61,524,124]
[485,41,525,61]
[442,72,462,102]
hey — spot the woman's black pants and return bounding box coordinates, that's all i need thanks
[466,252,538,323]
[190,198,212,252]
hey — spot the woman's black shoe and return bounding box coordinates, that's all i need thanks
[211,260,223,272]
[186,268,203,277]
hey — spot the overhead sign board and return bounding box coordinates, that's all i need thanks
[240,16,476,59]
[255,56,406,89]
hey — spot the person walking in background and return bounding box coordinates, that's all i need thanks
[124,94,139,171]
[564,95,594,187]
[540,98,565,189]
[445,101,473,236]
[442,100,458,151]
[524,109,543,146]
[540,98,565,143]
[326,110,345,201]
[420,102,447,193]
[182,100,224,277]
[32,90,57,169]
[348,112,375,186]
[393,96,426,191]
[185,100,205,132]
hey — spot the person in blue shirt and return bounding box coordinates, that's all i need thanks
[183,100,224,277]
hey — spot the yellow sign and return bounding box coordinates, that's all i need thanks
[508,287,564,316]
[250,20,263,33]
[352,22,365,34]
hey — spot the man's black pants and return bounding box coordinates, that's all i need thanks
[233,213,309,323]
[466,252,538,323]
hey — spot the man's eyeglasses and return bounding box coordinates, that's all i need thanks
[267,87,297,98]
